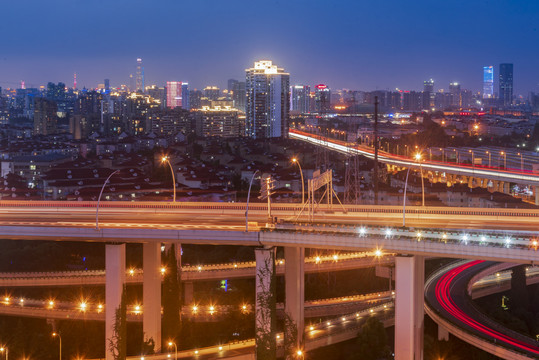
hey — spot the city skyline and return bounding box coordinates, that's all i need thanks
[2,0,539,94]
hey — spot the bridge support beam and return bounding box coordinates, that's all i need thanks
[535,186,539,206]
[143,242,162,351]
[183,281,194,304]
[105,243,126,360]
[438,324,449,341]
[255,247,276,360]
[284,247,305,356]
[395,255,424,360]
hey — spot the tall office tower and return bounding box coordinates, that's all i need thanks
[204,86,220,100]
[228,79,246,111]
[245,60,290,139]
[449,82,462,108]
[34,98,58,135]
[136,58,144,92]
[181,83,190,110]
[291,85,311,113]
[104,79,110,92]
[314,84,331,113]
[483,66,494,99]
[423,79,434,93]
[166,81,182,108]
[499,63,513,107]
[423,79,435,108]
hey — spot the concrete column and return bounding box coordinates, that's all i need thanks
[143,242,162,351]
[395,255,424,360]
[438,324,449,341]
[468,177,474,188]
[535,186,539,206]
[183,281,194,304]
[255,247,276,360]
[284,247,305,353]
[105,244,126,360]
[503,182,510,194]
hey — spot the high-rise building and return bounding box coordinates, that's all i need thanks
[104,79,110,92]
[194,106,241,138]
[314,84,331,113]
[291,85,310,113]
[245,60,290,139]
[190,89,203,110]
[181,83,190,110]
[166,81,182,109]
[449,82,461,108]
[499,63,513,107]
[34,98,58,135]
[228,79,246,111]
[423,79,434,93]
[204,86,220,101]
[136,58,144,93]
[423,79,435,109]
[483,66,494,99]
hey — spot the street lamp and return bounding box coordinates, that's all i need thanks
[0,346,7,360]
[296,349,304,359]
[95,169,120,230]
[291,158,305,206]
[161,156,176,202]
[500,151,506,169]
[52,332,61,360]
[415,153,425,207]
[168,341,177,360]
[485,151,491,167]
[517,152,523,171]
[468,149,474,167]
[402,153,425,227]
[245,169,260,232]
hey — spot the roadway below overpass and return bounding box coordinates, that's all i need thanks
[425,260,539,359]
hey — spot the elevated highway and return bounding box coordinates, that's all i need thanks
[289,129,539,187]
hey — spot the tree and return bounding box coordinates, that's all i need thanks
[162,244,181,345]
[352,317,391,360]
[108,288,127,360]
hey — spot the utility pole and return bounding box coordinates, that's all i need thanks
[374,96,379,205]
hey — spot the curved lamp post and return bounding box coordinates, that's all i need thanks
[52,332,61,360]
[0,346,8,360]
[291,158,305,206]
[402,153,424,227]
[96,169,120,230]
[168,341,177,360]
[161,156,176,202]
[245,170,260,232]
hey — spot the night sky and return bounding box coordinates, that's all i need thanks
[1,0,539,94]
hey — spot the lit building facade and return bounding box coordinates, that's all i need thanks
[34,98,58,135]
[194,106,241,138]
[483,66,494,99]
[166,81,189,109]
[181,83,190,110]
[291,85,310,113]
[314,84,331,113]
[245,60,290,139]
[499,63,513,107]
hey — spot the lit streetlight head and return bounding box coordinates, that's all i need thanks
[414,153,422,161]
[291,158,297,163]
[52,332,58,337]
[297,350,303,356]
[161,156,168,163]
[168,342,173,347]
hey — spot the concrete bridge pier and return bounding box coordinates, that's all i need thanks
[284,247,305,356]
[535,186,539,206]
[183,281,194,304]
[395,255,424,360]
[143,242,162,351]
[105,243,126,360]
[255,247,276,360]
[438,324,449,341]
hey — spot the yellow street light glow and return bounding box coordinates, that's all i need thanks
[219,346,223,351]
[129,269,135,275]
[161,156,169,163]
[80,302,87,311]
[48,300,55,307]
[276,335,280,339]
[333,254,338,261]
[292,158,297,163]
[192,305,198,313]
[374,249,382,257]
[326,321,331,326]
[98,304,103,310]
[297,350,303,356]
[168,342,173,347]
[197,266,202,271]
[310,326,314,331]
[160,267,166,274]
[194,350,199,355]
[415,153,422,161]
[315,256,321,263]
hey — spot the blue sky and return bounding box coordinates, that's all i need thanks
[1,0,538,94]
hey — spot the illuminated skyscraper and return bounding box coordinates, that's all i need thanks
[245,60,290,139]
[291,85,310,113]
[499,63,513,107]
[483,66,494,99]
[314,84,331,113]
[204,86,220,100]
[136,58,144,93]
[181,83,190,110]
[166,81,182,108]
[449,82,461,107]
